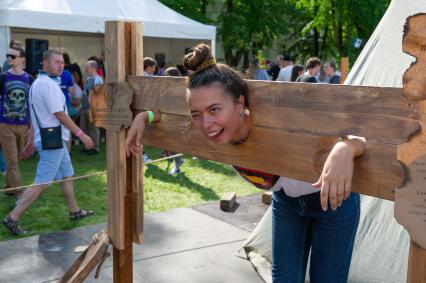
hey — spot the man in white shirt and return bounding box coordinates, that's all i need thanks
[3,50,94,235]
[276,55,294,82]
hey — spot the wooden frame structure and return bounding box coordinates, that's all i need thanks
[82,18,426,282]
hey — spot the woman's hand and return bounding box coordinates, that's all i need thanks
[313,136,366,211]
[125,112,147,157]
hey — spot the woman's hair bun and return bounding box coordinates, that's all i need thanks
[183,44,214,72]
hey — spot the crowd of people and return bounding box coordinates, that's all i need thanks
[248,53,342,84]
[1,42,96,235]
[0,41,188,235]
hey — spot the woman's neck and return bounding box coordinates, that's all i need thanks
[230,110,253,144]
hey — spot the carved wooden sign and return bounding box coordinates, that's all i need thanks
[395,13,426,249]
[395,156,426,249]
[90,82,133,132]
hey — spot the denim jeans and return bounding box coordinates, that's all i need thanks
[272,189,360,283]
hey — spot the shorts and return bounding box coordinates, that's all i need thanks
[34,140,74,185]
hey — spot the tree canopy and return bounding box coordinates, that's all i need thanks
[159,0,391,67]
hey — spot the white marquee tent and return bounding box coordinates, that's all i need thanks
[240,0,426,282]
[0,0,216,68]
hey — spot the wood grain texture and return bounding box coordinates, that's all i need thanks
[127,75,417,200]
[130,21,144,245]
[128,76,420,144]
[59,231,110,283]
[399,14,426,283]
[105,21,125,84]
[140,113,402,200]
[340,57,349,84]
[106,129,126,250]
[403,13,426,101]
[407,241,426,283]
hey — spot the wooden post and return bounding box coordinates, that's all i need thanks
[104,21,143,283]
[395,14,426,283]
[408,241,426,283]
[340,57,349,84]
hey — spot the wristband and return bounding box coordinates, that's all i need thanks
[75,129,83,138]
[147,111,155,124]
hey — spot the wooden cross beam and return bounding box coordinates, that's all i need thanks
[93,18,426,283]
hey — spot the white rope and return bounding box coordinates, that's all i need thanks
[0,153,184,193]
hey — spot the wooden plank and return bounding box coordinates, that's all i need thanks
[105,21,125,84]
[407,241,426,283]
[132,152,143,244]
[105,21,127,250]
[106,129,126,249]
[130,21,144,245]
[397,14,426,283]
[127,76,420,144]
[59,231,110,283]
[130,22,143,77]
[105,21,133,283]
[140,113,402,200]
[340,57,349,84]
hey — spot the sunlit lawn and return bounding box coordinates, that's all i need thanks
[0,144,258,241]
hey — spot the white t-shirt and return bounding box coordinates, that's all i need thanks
[30,73,70,143]
[276,65,293,82]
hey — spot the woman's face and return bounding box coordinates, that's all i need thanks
[187,83,245,144]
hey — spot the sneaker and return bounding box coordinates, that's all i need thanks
[3,215,27,235]
[169,166,181,175]
[143,154,152,162]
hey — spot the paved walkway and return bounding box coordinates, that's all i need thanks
[0,194,269,283]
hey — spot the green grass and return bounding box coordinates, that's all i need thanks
[0,144,258,241]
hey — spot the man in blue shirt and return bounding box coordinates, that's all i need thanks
[59,69,74,105]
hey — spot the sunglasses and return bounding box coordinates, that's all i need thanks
[6,54,20,59]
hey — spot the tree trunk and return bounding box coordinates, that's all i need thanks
[201,0,208,15]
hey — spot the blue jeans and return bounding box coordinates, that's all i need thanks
[272,189,360,283]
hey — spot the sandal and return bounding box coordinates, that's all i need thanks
[69,209,94,221]
[3,215,28,235]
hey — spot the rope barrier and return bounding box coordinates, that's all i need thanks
[0,153,184,194]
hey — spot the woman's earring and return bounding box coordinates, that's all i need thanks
[239,111,244,117]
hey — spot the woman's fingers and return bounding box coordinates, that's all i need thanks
[344,180,352,200]
[320,179,330,211]
[312,178,322,188]
[337,181,345,207]
[329,181,338,210]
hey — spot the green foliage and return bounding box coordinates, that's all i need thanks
[159,0,211,23]
[159,0,391,66]
[283,0,391,62]
[217,1,288,67]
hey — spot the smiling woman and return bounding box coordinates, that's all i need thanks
[126,43,366,283]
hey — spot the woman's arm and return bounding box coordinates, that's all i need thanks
[125,110,161,157]
[313,135,366,211]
